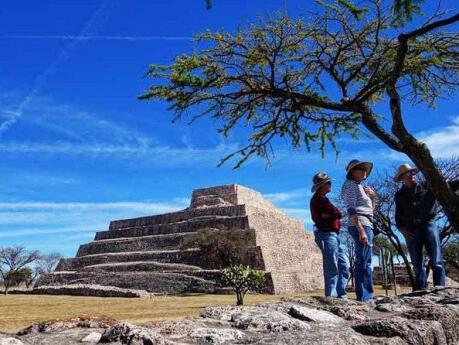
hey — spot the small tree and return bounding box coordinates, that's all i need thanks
[7,267,33,288]
[181,227,256,268]
[0,246,40,294]
[220,265,267,305]
[36,252,63,275]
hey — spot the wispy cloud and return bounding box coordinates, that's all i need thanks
[0,140,241,167]
[0,35,192,41]
[0,201,187,213]
[263,188,310,203]
[0,200,188,253]
[418,116,459,158]
[0,0,114,136]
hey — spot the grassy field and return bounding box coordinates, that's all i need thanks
[0,288,406,333]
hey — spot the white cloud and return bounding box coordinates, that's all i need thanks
[0,201,186,213]
[263,188,310,203]
[418,116,459,158]
[0,225,100,238]
[0,200,188,241]
[0,0,114,136]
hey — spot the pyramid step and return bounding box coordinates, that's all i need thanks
[81,261,202,273]
[56,249,202,271]
[109,205,246,230]
[36,271,216,294]
[76,232,193,257]
[96,215,249,241]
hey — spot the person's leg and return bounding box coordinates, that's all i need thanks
[337,234,349,298]
[320,232,339,297]
[349,226,364,301]
[405,230,426,290]
[349,226,373,302]
[314,230,323,251]
[422,223,446,287]
[360,226,374,301]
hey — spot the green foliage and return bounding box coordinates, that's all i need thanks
[140,1,458,168]
[6,268,32,287]
[181,228,256,268]
[392,0,422,26]
[443,237,459,271]
[374,236,396,253]
[220,264,267,305]
[0,246,41,294]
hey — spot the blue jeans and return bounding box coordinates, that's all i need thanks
[314,230,349,298]
[406,222,445,290]
[349,226,374,302]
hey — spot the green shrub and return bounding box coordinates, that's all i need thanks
[181,227,255,268]
[220,265,267,305]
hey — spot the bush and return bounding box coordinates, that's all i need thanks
[181,227,256,268]
[220,265,267,305]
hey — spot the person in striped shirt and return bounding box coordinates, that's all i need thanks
[341,159,376,302]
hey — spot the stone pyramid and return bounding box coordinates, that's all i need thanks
[37,185,323,294]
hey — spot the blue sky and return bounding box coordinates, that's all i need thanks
[0,0,458,257]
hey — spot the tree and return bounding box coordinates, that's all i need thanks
[0,246,40,294]
[181,227,256,268]
[6,267,33,288]
[339,228,355,289]
[141,0,459,232]
[369,157,458,289]
[443,236,459,272]
[204,0,423,25]
[220,264,267,305]
[36,252,63,275]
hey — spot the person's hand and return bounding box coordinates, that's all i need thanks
[364,186,376,199]
[358,229,369,245]
[357,224,368,245]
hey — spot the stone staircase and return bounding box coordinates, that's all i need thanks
[36,185,323,295]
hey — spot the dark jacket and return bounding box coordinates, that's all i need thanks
[395,180,459,230]
[310,193,343,232]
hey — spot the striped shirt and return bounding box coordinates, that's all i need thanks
[341,179,374,228]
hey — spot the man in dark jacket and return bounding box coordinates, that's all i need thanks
[394,163,459,290]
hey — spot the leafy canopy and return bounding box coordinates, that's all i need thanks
[141,0,458,167]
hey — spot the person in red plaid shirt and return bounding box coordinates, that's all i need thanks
[310,172,348,298]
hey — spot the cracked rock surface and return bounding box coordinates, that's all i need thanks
[1,287,458,344]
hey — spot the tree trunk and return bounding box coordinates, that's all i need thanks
[236,291,244,306]
[386,231,416,289]
[361,106,459,233]
[402,139,459,232]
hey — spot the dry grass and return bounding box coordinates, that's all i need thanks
[0,288,407,333]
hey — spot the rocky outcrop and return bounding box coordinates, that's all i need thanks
[36,184,322,295]
[3,287,459,344]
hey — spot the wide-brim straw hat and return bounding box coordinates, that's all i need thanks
[394,163,419,182]
[346,159,373,177]
[311,172,332,193]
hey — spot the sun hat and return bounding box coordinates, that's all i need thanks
[311,172,332,193]
[394,163,419,182]
[345,159,373,176]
